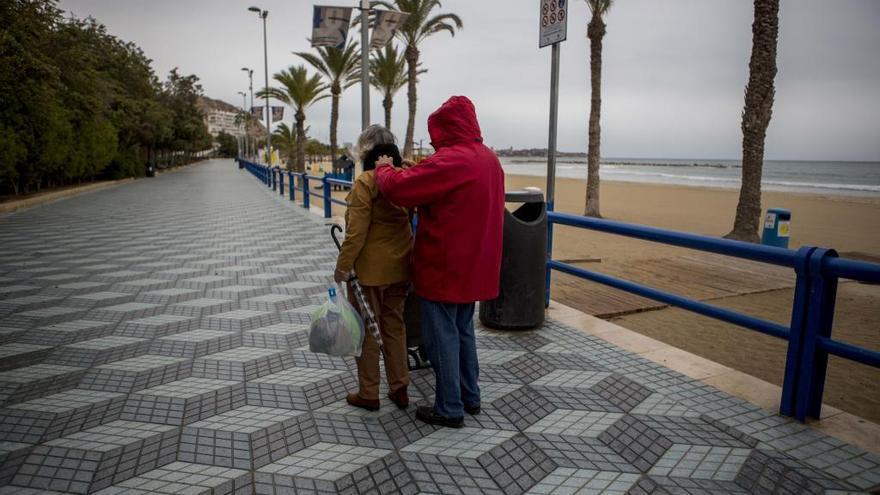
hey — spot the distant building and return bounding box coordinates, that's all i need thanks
[196,96,266,140]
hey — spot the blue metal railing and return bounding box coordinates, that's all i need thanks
[235,156,880,422]
[236,158,352,218]
[546,210,880,421]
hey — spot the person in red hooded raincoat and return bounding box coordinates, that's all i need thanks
[374,96,505,427]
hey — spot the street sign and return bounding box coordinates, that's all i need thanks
[311,6,353,49]
[539,0,568,48]
[370,10,409,50]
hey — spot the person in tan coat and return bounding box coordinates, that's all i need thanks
[334,125,413,411]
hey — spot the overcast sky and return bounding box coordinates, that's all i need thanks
[59,0,880,161]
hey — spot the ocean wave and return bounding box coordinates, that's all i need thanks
[605,171,880,192]
[763,180,880,192]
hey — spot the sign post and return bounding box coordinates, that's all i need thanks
[360,0,370,131]
[540,0,567,307]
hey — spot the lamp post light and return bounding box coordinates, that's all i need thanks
[241,67,254,159]
[359,0,370,131]
[248,6,272,166]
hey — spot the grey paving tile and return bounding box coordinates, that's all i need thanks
[179,406,317,469]
[122,377,246,426]
[11,420,178,494]
[0,364,87,406]
[247,367,356,410]
[0,389,125,443]
[92,461,252,494]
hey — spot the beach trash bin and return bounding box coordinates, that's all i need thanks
[479,190,547,330]
[761,207,791,248]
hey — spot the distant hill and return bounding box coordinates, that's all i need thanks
[493,147,586,158]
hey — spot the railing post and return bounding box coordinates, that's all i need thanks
[779,246,816,417]
[322,176,332,218]
[795,248,839,421]
[272,168,278,191]
[545,202,554,308]
[302,175,310,210]
[289,172,295,201]
[279,170,284,196]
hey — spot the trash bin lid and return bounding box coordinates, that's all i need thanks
[505,190,544,203]
[767,207,791,220]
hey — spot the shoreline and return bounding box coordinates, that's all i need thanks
[505,172,880,205]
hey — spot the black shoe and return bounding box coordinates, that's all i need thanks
[464,404,481,415]
[416,406,463,428]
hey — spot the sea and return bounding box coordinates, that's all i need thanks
[499,157,880,197]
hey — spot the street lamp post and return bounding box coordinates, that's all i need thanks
[248,7,272,166]
[359,0,370,131]
[238,91,249,158]
[241,67,254,159]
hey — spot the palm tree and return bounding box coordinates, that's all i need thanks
[295,42,360,161]
[584,0,612,218]
[272,123,297,170]
[370,44,426,130]
[260,66,328,173]
[370,0,462,158]
[727,0,780,242]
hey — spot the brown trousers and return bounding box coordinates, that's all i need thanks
[348,281,410,400]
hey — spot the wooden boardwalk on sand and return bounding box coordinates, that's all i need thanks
[551,253,797,318]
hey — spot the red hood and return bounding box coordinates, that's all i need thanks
[427,96,483,149]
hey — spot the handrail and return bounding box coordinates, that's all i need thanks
[824,256,880,283]
[546,210,880,422]
[550,211,798,267]
[548,259,791,339]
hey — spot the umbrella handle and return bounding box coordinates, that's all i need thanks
[330,224,343,251]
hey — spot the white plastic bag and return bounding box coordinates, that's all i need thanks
[309,285,365,357]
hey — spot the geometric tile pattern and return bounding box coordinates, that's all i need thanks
[0,160,876,494]
[179,406,317,470]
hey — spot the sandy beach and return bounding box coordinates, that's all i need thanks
[506,174,880,422]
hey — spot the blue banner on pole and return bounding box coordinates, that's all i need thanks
[312,6,353,50]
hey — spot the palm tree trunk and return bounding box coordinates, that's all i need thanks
[330,83,340,162]
[585,10,605,218]
[403,45,419,159]
[727,0,779,242]
[383,93,393,130]
[295,110,307,174]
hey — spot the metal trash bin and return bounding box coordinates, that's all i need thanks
[761,207,791,248]
[479,190,547,330]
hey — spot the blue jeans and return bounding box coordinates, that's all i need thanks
[420,298,480,418]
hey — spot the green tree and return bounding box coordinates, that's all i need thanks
[370,44,425,130]
[370,0,462,158]
[295,42,360,161]
[260,66,329,173]
[0,0,207,193]
[272,123,299,170]
[584,0,613,218]
[215,131,239,158]
[727,0,780,242]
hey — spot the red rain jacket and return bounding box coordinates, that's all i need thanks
[375,96,505,303]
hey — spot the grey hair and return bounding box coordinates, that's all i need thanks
[356,125,396,164]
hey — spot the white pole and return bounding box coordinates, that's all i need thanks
[360,0,370,130]
[262,11,272,165]
[547,42,560,209]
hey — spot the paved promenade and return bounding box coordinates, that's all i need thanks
[0,159,877,494]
